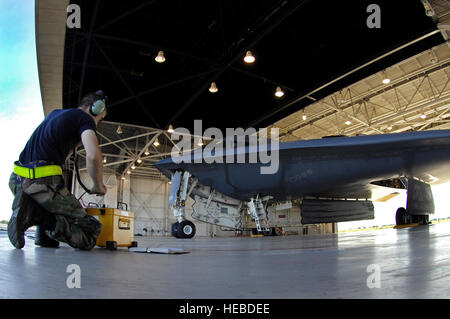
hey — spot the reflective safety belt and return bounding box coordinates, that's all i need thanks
[14,163,62,179]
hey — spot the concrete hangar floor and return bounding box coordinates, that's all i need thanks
[1,221,450,299]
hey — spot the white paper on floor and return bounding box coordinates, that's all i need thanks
[129,247,189,254]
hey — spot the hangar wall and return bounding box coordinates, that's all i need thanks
[74,172,217,237]
[129,177,174,237]
[127,177,233,237]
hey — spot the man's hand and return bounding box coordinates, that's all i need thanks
[90,183,107,196]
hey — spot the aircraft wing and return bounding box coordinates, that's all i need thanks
[154,130,450,201]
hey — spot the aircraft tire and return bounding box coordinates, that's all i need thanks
[171,222,180,238]
[262,229,272,236]
[177,220,196,239]
[395,207,410,225]
[411,214,430,225]
[272,227,283,236]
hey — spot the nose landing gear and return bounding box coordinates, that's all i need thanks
[169,171,197,239]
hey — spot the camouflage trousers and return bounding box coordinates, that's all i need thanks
[9,172,102,250]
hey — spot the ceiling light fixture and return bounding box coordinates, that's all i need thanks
[116,125,123,134]
[153,138,160,147]
[302,115,307,121]
[345,120,352,126]
[420,113,427,119]
[244,50,255,63]
[381,72,391,84]
[103,157,107,164]
[131,164,136,170]
[197,138,204,147]
[209,82,218,93]
[167,125,174,133]
[136,157,142,164]
[144,148,150,156]
[275,86,284,98]
[429,50,438,64]
[155,51,165,63]
[421,0,435,17]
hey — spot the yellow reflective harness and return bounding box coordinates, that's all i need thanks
[13,163,62,179]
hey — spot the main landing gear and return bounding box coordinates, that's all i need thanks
[395,207,429,226]
[395,178,433,227]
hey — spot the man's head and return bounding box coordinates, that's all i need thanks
[78,90,107,125]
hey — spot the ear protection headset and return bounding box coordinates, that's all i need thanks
[89,90,107,116]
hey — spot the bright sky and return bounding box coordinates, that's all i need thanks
[0,0,44,221]
[339,183,450,230]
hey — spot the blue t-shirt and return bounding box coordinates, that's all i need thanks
[19,108,96,166]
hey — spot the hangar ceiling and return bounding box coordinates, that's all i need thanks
[268,0,450,141]
[61,0,445,132]
[75,121,169,179]
[271,41,450,142]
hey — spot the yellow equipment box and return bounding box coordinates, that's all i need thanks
[87,208,138,250]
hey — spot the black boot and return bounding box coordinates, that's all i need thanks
[8,207,27,249]
[7,193,42,249]
[35,226,59,248]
